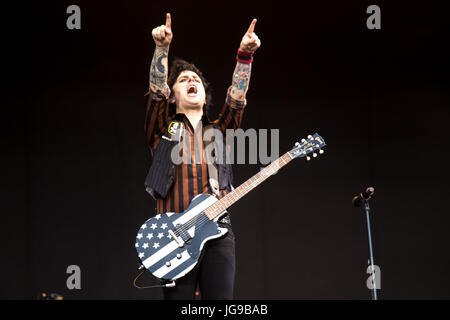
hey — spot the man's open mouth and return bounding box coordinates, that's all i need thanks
[187,84,198,96]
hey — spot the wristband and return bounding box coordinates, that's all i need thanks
[237,49,254,64]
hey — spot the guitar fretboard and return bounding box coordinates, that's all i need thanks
[204,152,293,220]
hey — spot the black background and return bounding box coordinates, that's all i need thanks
[2,0,449,300]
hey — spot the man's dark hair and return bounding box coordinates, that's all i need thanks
[167,58,213,116]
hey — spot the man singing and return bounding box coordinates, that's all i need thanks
[143,13,261,299]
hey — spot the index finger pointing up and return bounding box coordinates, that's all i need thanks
[165,13,172,29]
[247,18,257,34]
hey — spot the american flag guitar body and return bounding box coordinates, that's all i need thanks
[136,133,326,281]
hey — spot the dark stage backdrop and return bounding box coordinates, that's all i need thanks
[2,1,449,299]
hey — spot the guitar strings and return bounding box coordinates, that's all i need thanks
[167,141,318,236]
[172,155,291,238]
[176,154,291,235]
[174,170,269,236]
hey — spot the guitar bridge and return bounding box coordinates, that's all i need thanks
[168,230,184,248]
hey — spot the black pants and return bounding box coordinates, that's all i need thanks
[162,223,236,300]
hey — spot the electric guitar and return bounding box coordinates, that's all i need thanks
[135,133,326,281]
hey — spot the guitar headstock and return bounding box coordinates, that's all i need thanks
[288,133,326,160]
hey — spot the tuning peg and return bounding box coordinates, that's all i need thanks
[319,149,324,154]
[306,156,311,161]
[295,142,300,147]
[313,152,317,158]
[307,135,313,139]
[301,139,306,143]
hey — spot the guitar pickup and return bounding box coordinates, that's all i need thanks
[168,230,184,248]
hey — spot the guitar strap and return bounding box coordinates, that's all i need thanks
[203,125,220,196]
[163,121,221,197]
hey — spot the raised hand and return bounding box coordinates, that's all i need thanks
[239,18,261,53]
[151,13,173,48]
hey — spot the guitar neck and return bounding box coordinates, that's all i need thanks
[204,152,293,220]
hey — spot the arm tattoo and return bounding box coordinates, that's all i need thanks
[230,61,252,100]
[149,46,170,97]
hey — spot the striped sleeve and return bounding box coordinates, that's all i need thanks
[144,90,170,149]
[213,86,246,132]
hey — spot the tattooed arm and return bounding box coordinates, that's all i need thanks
[229,62,252,104]
[144,13,173,147]
[149,13,172,99]
[149,46,170,99]
[228,18,261,105]
[216,19,261,131]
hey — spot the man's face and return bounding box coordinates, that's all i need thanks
[171,70,206,111]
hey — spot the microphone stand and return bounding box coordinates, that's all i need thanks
[364,199,378,300]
